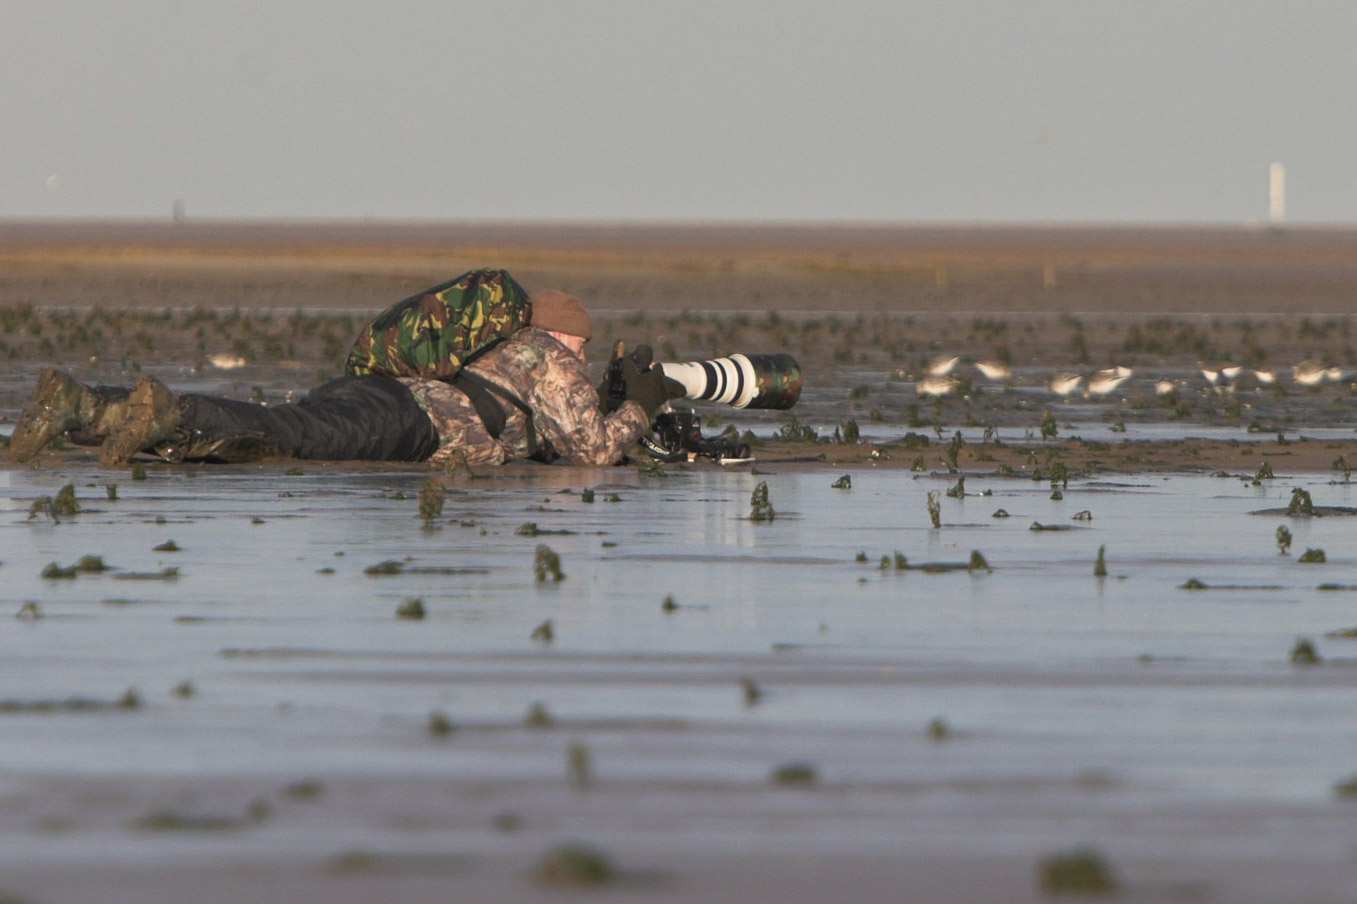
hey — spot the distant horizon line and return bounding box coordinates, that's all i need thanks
[0,215,1352,231]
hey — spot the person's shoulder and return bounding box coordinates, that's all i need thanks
[479,327,557,371]
[511,327,583,363]
[509,326,563,348]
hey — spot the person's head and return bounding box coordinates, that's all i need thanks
[530,290,592,360]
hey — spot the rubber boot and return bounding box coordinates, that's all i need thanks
[9,369,130,463]
[99,375,182,467]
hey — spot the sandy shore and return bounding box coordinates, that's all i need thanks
[4,220,1357,316]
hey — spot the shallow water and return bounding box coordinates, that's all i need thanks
[2,463,1357,902]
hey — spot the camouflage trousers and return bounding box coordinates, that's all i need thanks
[400,378,509,467]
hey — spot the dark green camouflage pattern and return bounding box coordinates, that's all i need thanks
[746,354,803,409]
[344,269,533,380]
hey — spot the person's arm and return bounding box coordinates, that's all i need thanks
[527,344,649,465]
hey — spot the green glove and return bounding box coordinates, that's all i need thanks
[620,358,669,419]
[631,345,688,401]
[603,344,688,419]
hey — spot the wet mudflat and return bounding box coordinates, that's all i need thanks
[4,223,1357,901]
[3,460,1357,903]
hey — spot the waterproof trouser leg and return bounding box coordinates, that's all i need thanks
[175,376,439,462]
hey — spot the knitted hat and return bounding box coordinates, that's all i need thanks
[530,289,592,341]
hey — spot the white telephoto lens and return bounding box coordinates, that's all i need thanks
[658,355,759,408]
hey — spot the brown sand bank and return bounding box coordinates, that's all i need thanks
[4,219,1357,315]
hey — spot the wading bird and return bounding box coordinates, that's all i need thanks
[1293,361,1328,387]
[1050,373,1082,397]
[1086,366,1132,398]
[1199,363,1240,394]
[916,377,960,397]
[926,355,962,377]
[974,360,1011,382]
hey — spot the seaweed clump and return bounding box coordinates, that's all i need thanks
[428,710,454,736]
[418,476,445,524]
[534,545,564,582]
[1040,410,1058,440]
[1276,525,1293,555]
[749,481,775,522]
[28,484,82,523]
[926,491,941,529]
[395,597,426,620]
[770,762,817,785]
[1037,848,1118,895]
[535,844,614,887]
[1290,638,1322,665]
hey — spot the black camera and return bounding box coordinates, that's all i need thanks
[640,410,752,463]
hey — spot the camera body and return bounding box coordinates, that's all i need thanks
[640,410,752,463]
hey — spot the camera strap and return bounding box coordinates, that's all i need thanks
[448,370,539,460]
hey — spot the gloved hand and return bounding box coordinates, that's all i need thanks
[630,346,687,396]
[620,358,668,419]
[621,346,687,419]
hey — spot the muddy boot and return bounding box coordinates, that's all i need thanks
[98,375,182,467]
[9,368,128,463]
[68,386,131,446]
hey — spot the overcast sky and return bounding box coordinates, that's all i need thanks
[3,1,1353,222]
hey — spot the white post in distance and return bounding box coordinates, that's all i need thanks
[1269,162,1285,223]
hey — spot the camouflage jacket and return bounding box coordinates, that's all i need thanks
[401,328,648,467]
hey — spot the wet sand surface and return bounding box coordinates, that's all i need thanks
[3,223,1357,903]
[4,464,1357,903]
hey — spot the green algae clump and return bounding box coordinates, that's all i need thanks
[749,481,775,521]
[1290,637,1322,665]
[535,844,614,887]
[395,597,426,620]
[1038,848,1118,895]
[770,762,817,786]
[533,545,564,582]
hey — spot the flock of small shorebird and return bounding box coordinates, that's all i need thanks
[904,355,1351,400]
[204,349,1347,402]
